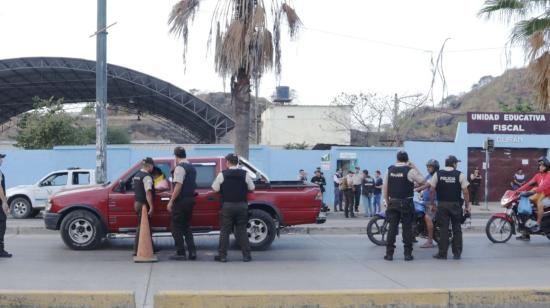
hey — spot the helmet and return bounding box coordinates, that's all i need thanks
[426,159,440,172]
[461,212,471,224]
[537,156,550,169]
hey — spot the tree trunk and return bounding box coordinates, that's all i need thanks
[232,69,251,159]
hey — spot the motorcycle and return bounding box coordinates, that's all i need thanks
[486,190,550,243]
[366,201,449,246]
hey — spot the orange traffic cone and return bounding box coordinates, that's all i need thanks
[133,206,158,263]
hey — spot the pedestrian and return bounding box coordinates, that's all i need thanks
[415,159,440,249]
[383,151,426,261]
[333,169,344,212]
[352,166,363,212]
[311,170,327,209]
[132,157,156,257]
[0,154,12,258]
[340,171,355,218]
[469,167,482,205]
[166,146,197,261]
[297,169,308,183]
[373,170,383,214]
[361,170,375,217]
[511,168,526,190]
[212,153,255,262]
[152,166,170,191]
[431,155,470,260]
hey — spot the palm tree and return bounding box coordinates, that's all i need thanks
[168,0,301,158]
[479,0,550,111]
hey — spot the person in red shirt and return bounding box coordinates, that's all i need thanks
[517,157,550,233]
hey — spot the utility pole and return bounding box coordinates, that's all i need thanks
[483,138,494,211]
[95,0,108,184]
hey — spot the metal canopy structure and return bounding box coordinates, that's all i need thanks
[0,57,234,143]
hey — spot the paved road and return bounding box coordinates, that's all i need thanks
[3,232,550,308]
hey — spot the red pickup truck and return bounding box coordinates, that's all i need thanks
[45,156,325,251]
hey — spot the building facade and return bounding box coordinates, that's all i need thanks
[260,105,352,147]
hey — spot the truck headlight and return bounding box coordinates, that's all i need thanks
[45,199,52,212]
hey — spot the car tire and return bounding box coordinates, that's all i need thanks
[10,197,32,219]
[60,210,104,250]
[245,209,277,251]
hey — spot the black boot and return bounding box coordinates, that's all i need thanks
[0,244,12,258]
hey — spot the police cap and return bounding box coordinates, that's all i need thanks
[396,150,409,163]
[445,155,461,167]
[225,153,239,165]
[142,157,155,166]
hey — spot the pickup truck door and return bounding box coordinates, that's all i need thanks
[190,162,221,230]
[35,172,69,208]
[149,161,172,232]
[108,169,139,232]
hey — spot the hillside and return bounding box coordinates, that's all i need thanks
[397,68,538,141]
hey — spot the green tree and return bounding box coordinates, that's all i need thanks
[168,0,301,158]
[283,142,308,150]
[479,0,550,111]
[16,97,85,149]
[79,126,131,145]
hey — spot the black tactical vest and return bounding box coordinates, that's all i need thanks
[220,169,248,203]
[175,162,197,202]
[436,169,462,202]
[387,165,414,199]
[133,170,152,205]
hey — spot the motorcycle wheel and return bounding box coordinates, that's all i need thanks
[486,216,513,243]
[366,215,388,246]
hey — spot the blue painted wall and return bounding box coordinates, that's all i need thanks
[2,122,549,207]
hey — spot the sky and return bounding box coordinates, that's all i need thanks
[0,0,526,108]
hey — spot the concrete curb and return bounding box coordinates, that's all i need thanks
[281,225,486,235]
[155,288,550,308]
[0,290,135,308]
[6,226,487,235]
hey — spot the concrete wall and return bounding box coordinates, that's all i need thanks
[3,121,549,207]
[261,105,352,146]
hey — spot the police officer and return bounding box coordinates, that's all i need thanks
[383,151,426,261]
[0,154,11,258]
[133,157,155,257]
[167,146,197,261]
[212,153,255,262]
[430,155,470,260]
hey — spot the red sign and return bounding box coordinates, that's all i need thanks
[467,112,550,135]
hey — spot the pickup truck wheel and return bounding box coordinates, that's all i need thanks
[60,210,104,250]
[247,209,276,251]
[10,197,32,219]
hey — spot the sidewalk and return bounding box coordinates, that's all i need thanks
[5,202,503,235]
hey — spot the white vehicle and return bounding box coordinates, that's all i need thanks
[7,168,96,219]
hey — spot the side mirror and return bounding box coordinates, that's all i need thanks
[118,180,127,193]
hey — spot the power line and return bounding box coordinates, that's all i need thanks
[303,26,507,54]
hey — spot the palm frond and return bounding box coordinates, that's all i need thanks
[281,3,302,39]
[510,16,550,58]
[478,0,526,21]
[529,51,550,111]
[168,0,201,66]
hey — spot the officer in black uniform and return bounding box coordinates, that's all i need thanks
[212,153,255,262]
[430,155,470,260]
[0,153,12,258]
[133,157,156,256]
[383,151,425,261]
[167,146,197,261]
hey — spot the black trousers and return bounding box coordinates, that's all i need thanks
[436,201,463,257]
[386,199,414,256]
[470,187,479,204]
[353,185,361,210]
[218,202,251,258]
[171,197,196,255]
[0,206,6,251]
[344,190,354,217]
[133,202,153,255]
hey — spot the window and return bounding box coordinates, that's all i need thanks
[194,165,217,188]
[72,172,90,185]
[41,173,68,187]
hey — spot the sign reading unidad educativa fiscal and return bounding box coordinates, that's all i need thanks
[467,112,550,135]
